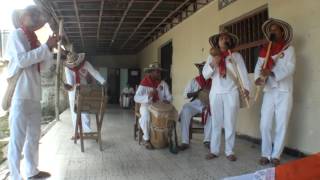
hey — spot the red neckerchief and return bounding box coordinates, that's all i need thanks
[259,40,285,70]
[219,50,230,78]
[69,61,86,83]
[140,75,160,102]
[195,75,212,124]
[21,26,41,72]
[195,75,212,89]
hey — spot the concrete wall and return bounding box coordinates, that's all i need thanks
[137,0,320,154]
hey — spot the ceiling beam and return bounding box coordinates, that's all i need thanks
[134,0,190,49]
[110,0,135,47]
[72,0,84,48]
[96,0,104,40]
[120,0,163,49]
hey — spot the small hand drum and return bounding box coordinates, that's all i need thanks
[198,89,210,106]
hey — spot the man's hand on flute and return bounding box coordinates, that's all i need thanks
[46,34,59,51]
[240,88,250,98]
[255,78,265,86]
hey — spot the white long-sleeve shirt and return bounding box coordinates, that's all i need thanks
[5,28,53,101]
[202,53,251,94]
[134,81,172,105]
[183,78,201,99]
[254,46,296,92]
[64,61,106,86]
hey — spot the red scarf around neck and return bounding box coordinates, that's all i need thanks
[140,75,161,102]
[219,50,230,78]
[195,75,212,89]
[21,26,41,72]
[259,40,285,70]
[69,61,86,84]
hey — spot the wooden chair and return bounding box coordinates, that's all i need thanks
[133,102,143,144]
[189,113,204,140]
[74,85,107,152]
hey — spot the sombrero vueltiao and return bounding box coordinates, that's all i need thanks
[144,62,166,73]
[262,18,293,45]
[64,52,86,68]
[209,29,239,49]
[12,5,47,29]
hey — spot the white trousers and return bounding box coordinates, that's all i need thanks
[121,95,130,108]
[179,100,212,144]
[8,100,41,180]
[68,91,91,133]
[139,105,150,141]
[209,91,239,156]
[260,89,293,159]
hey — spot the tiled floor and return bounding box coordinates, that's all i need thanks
[31,106,294,179]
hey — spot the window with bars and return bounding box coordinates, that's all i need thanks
[221,7,268,73]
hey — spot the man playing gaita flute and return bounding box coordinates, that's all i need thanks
[254,18,295,166]
[179,61,212,150]
[203,30,251,161]
[5,6,58,179]
[134,62,173,149]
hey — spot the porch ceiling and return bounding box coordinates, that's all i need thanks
[36,0,211,55]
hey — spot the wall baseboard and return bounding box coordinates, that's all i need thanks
[237,134,307,158]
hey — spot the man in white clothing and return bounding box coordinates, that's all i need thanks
[120,83,135,108]
[254,18,295,166]
[203,30,250,161]
[63,52,106,139]
[5,6,58,180]
[179,61,212,150]
[134,62,172,149]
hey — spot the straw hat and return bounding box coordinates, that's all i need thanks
[12,5,47,29]
[209,29,239,49]
[64,52,86,68]
[144,62,166,73]
[262,18,293,45]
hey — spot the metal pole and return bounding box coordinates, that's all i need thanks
[55,19,63,121]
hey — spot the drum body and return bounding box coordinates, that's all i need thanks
[148,102,178,149]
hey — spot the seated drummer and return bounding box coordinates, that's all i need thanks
[134,62,173,149]
[179,61,212,150]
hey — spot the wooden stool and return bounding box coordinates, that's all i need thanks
[189,113,204,140]
[74,85,107,152]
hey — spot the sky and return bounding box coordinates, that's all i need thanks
[0,0,35,30]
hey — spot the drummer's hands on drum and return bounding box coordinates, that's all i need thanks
[163,100,170,104]
[148,88,157,98]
